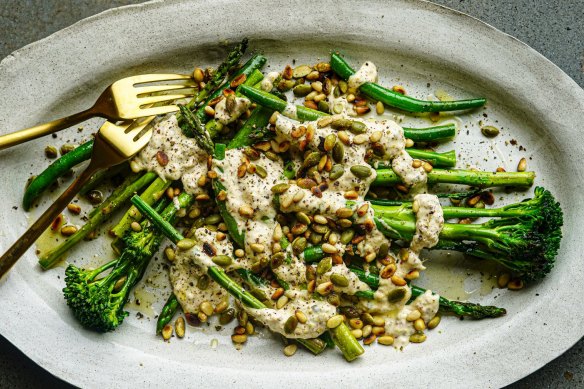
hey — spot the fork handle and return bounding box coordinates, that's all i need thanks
[0,107,97,151]
[0,163,100,278]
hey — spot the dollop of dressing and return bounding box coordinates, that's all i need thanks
[132,116,208,195]
[214,96,252,125]
[348,61,378,89]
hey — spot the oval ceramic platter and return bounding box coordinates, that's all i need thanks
[0,0,582,388]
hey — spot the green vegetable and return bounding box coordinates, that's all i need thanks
[156,293,180,335]
[131,195,363,361]
[178,105,214,155]
[330,53,486,112]
[62,193,192,332]
[305,188,562,281]
[378,149,456,168]
[110,177,172,246]
[23,140,93,210]
[237,84,457,143]
[373,168,535,188]
[38,172,158,269]
[349,268,506,319]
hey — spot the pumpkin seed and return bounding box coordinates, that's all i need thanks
[336,207,354,218]
[481,125,500,138]
[255,165,267,178]
[330,118,353,129]
[332,142,344,163]
[219,308,236,325]
[340,229,355,244]
[293,84,312,96]
[324,134,337,152]
[350,165,372,179]
[316,257,333,275]
[204,214,222,225]
[283,344,298,357]
[329,164,344,181]
[292,237,307,254]
[212,255,232,267]
[326,315,344,329]
[428,315,441,329]
[177,238,196,250]
[312,223,329,234]
[271,183,290,194]
[303,151,322,168]
[318,100,329,112]
[409,333,426,343]
[377,242,389,259]
[284,315,298,333]
[330,274,349,287]
[197,275,210,290]
[292,65,312,78]
[296,211,311,225]
[251,287,268,301]
[350,121,367,134]
[309,233,323,244]
[387,288,407,303]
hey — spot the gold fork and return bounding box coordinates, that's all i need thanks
[0,73,195,150]
[0,114,156,278]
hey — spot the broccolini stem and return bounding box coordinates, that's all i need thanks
[178,105,215,154]
[378,149,456,168]
[373,168,535,187]
[38,172,158,269]
[110,177,171,241]
[156,293,180,335]
[330,53,486,112]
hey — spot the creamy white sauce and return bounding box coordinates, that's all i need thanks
[214,96,252,125]
[260,71,280,92]
[213,149,282,268]
[244,290,336,339]
[348,61,378,89]
[132,116,208,196]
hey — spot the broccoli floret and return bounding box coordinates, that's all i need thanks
[63,225,162,332]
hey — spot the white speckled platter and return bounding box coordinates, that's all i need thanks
[0,0,582,387]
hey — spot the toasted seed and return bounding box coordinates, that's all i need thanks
[498,273,511,288]
[254,165,268,179]
[353,134,368,145]
[296,212,311,225]
[350,165,372,179]
[292,237,307,254]
[340,229,355,244]
[427,315,441,329]
[363,334,377,345]
[481,125,500,138]
[87,190,103,204]
[329,164,345,181]
[174,316,186,338]
[290,190,304,203]
[311,223,329,234]
[238,205,254,218]
[284,316,298,334]
[326,314,344,329]
[496,166,506,172]
[387,288,407,303]
[283,343,298,357]
[391,275,407,286]
[303,151,322,168]
[361,324,372,338]
[214,301,228,314]
[291,125,307,138]
[405,270,420,280]
[234,324,247,335]
[351,329,363,339]
[349,318,364,329]
[295,310,308,324]
[219,308,235,324]
[324,134,337,152]
[297,178,317,189]
[293,84,312,96]
[161,324,173,340]
[378,335,394,346]
[414,318,426,331]
[517,157,527,172]
[65,203,81,216]
[231,334,247,344]
[348,121,366,134]
[372,326,386,336]
[249,243,265,254]
[344,190,359,200]
[321,243,338,254]
[313,215,327,225]
[306,70,320,80]
[410,333,426,343]
[127,221,141,232]
[330,274,349,287]
[271,183,290,194]
[379,264,397,280]
[60,225,78,237]
[507,278,525,290]
[293,65,312,78]
[193,67,204,82]
[316,257,333,275]
[336,207,354,219]
[277,295,289,309]
[375,101,385,115]
[212,255,232,267]
[164,247,176,262]
[204,106,215,116]
[316,281,334,296]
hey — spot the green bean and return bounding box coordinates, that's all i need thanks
[330,53,486,112]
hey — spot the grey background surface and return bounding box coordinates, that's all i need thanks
[0,0,582,388]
